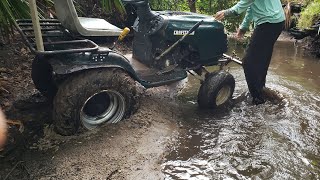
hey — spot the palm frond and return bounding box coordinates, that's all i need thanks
[0,0,54,36]
[101,0,126,15]
[0,0,29,34]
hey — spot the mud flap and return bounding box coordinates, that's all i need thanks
[43,51,141,84]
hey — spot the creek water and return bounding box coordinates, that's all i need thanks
[162,41,320,179]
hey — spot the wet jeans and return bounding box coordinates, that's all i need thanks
[243,21,285,102]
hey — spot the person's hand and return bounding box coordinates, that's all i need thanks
[0,109,7,148]
[236,28,246,40]
[215,10,225,21]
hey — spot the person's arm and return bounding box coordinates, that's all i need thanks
[240,7,253,31]
[235,7,253,39]
[0,109,7,148]
[224,0,255,17]
[215,0,254,21]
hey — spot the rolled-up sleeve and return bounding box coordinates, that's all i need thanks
[240,7,253,30]
[224,0,255,16]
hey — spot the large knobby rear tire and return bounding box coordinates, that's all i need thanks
[31,56,57,99]
[53,68,138,135]
[198,71,235,109]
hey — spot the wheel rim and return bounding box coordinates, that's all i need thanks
[215,86,232,106]
[80,90,126,130]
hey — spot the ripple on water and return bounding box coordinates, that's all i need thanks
[162,42,320,180]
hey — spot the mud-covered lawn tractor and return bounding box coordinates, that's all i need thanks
[16,0,242,135]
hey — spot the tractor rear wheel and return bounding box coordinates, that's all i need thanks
[198,71,235,109]
[53,68,138,135]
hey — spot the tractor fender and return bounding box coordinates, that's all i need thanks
[42,51,139,81]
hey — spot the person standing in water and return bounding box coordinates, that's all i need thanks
[215,0,285,104]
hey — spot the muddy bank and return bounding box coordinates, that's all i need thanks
[303,35,320,58]
[0,35,186,179]
[279,32,320,58]
[0,89,184,180]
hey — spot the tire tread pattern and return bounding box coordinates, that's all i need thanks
[53,68,139,135]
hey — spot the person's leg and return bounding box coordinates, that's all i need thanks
[261,44,274,87]
[242,22,284,104]
[261,22,284,86]
[243,24,269,102]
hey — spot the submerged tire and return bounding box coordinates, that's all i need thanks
[198,71,235,109]
[53,68,138,135]
[31,56,57,99]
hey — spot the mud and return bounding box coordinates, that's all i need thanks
[2,95,181,180]
[0,89,184,180]
[0,37,183,180]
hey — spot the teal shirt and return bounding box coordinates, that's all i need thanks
[225,0,285,31]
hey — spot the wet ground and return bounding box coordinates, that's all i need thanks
[162,41,320,179]
[0,91,182,180]
[0,38,319,180]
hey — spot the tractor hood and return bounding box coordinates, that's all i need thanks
[157,11,228,65]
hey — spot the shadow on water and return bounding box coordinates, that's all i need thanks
[162,41,320,179]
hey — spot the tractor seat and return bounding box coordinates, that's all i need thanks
[53,0,122,37]
[78,17,121,31]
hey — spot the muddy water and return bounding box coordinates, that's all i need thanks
[162,41,320,179]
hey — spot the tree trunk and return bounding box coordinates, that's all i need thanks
[188,0,196,13]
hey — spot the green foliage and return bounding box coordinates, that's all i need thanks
[0,0,54,36]
[0,0,30,34]
[148,0,243,32]
[101,0,126,15]
[196,0,245,32]
[298,0,320,29]
[149,0,189,11]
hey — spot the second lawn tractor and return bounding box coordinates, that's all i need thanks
[15,0,242,135]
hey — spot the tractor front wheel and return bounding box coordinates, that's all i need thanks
[198,71,235,109]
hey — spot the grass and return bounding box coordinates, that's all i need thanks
[298,0,320,29]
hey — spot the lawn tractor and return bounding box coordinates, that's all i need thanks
[15,0,242,135]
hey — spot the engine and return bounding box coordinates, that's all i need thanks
[127,0,228,69]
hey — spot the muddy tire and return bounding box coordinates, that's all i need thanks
[32,56,57,99]
[53,68,138,135]
[198,71,235,109]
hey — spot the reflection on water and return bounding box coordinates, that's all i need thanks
[162,41,320,179]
